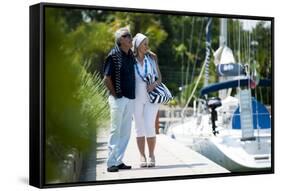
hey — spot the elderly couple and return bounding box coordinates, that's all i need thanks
[103,27,162,172]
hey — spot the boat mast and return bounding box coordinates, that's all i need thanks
[220,18,227,47]
[219,18,228,99]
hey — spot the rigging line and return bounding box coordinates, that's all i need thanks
[236,20,239,62]
[249,31,252,84]
[235,19,243,96]
[253,25,262,102]
[241,23,245,64]
[238,20,241,63]
[233,20,241,112]
[243,23,246,66]
[232,19,236,59]
[184,17,195,87]
[248,29,251,88]
[244,23,247,65]
[181,57,207,119]
[237,20,241,95]
[227,19,231,49]
[181,16,185,92]
[234,19,239,63]
[247,21,261,146]
[244,22,247,65]
[247,29,250,65]
[204,17,212,87]
[181,18,212,119]
[189,17,205,85]
[266,25,270,104]
[252,24,261,148]
[243,22,247,67]
[239,21,249,110]
[240,22,244,64]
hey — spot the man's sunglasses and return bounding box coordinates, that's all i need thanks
[121,33,132,38]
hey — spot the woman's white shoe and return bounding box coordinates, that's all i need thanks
[140,156,147,168]
[147,156,155,167]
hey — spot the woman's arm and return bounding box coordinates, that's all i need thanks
[148,50,162,83]
[147,51,162,92]
[154,57,162,84]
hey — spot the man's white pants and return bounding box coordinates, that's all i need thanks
[107,96,134,167]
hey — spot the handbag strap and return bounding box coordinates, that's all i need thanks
[135,57,148,82]
[135,55,159,86]
[146,54,158,77]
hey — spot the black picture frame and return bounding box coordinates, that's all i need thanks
[30,2,274,188]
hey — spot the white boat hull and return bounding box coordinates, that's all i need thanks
[166,114,271,172]
[192,134,271,172]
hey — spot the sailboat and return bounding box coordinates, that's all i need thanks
[166,18,272,172]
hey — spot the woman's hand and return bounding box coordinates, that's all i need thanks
[147,82,158,92]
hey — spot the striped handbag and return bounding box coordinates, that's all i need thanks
[145,74,173,104]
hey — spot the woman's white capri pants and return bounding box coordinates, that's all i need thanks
[134,85,159,137]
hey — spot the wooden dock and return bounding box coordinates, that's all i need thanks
[80,125,229,181]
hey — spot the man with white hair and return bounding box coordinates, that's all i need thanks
[103,27,136,172]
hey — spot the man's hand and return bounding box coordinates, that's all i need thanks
[148,50,158,61]
[103,76,116,97]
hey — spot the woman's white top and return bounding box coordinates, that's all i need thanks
[134,55,157,102]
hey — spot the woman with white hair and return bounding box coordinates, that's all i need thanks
[133,33,162,167]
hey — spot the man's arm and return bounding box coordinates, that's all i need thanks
[103,76,116,97]
[103,55,117,97]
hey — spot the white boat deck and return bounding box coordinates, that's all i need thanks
[81,126,229,181]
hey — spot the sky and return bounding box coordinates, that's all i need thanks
[241,19,271,31]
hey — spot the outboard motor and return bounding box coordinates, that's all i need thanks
[207,97,222,135]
